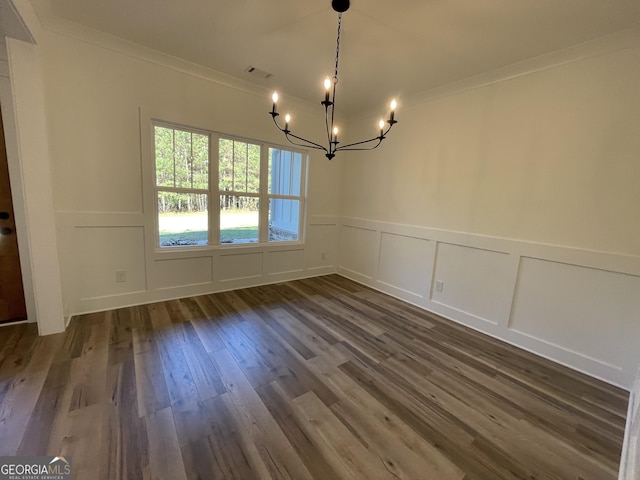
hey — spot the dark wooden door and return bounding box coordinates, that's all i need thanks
[0,104,27,323]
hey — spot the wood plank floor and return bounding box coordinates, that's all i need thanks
[0,275,629,479]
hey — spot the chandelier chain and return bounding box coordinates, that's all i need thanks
[333,13,343,82]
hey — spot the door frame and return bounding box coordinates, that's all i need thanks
[0,74,36,324]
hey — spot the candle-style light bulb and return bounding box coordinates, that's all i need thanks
[389,99,397,122]
[332,126,339,142]
[284,114,291,131]
[271,92,279,114]
[324,77,332,103]
[379,119,385,137]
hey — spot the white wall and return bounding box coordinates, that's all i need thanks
[37,23,342,316]
[338,30,640,389]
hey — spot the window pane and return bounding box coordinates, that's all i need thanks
[269,198,299,242]
[173,129,192,188]
[192,133,210,189]
[155,126,209,189]
[219,138,260,193]
[247,143,261,193]
[220,195,259,244]
[233,143,248,192]
[158,192,208,247]
[219,138,233,192]
[291,152,302,196]
[269,148,302,196]
[155,126,176,187]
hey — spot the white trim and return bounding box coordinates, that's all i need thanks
[338,216,640,390]
[0,75,35,324]
[341,216,640,276]
[6,37,65,334]
[619,367,640,479]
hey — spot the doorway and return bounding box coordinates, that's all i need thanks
[0,103,27,323]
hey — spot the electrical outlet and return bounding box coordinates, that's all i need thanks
[116,270,127,283]
[321,252,327,261]
[435,280,444,292]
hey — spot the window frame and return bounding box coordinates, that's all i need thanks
[152,120,307,250]
[267,147,305,242]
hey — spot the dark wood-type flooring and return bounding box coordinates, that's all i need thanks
[0,275,629,479]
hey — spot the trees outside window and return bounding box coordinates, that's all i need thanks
[154,123,305,248]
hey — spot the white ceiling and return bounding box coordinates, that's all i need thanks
[29,0,640,116]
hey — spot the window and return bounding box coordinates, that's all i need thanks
[155,126,209,247]
[218,138,260,244]
[153,123,305,248]
[269,148,303,241]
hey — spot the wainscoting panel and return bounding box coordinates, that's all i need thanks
[432,243,513,325]
[339,224,379,280]
[57,212,341,317]
[337,216,640,389]
[216,251,263,282]
[264,248,305,276]
[377,232,434,300]
[304,223,339,271]
[154,256,213,290]
[74,225,146,300]
[509,257,640,373]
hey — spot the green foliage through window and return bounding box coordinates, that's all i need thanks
[155,126,209,191]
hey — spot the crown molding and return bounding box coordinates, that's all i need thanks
[409,27,640,106]
[352,26,640,121]
[34,13,323,116]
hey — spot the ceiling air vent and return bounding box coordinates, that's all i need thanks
[244,65,273,79]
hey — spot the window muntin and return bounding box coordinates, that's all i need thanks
[153,123,305,248]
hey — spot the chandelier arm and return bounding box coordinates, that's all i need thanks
[335,136,383,152]
[270,115,328,152]
[334,122,396,151]
[336,143,384,152]
[270,113,285,131]
[284,131,329,152]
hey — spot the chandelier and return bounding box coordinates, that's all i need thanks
[269,0,398,160]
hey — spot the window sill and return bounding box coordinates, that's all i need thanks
[153,240,305,259]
